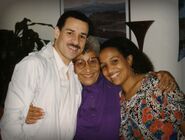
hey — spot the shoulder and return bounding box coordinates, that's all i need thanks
[15,52,43,70]
[144,73,159,84]
[15,44,53,70]
[13,51,51,78]
[140,73,159,92]
[142,73,185,105]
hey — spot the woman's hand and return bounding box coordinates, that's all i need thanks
[25,104,45,124]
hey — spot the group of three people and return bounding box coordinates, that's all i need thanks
[26,35,185,140]
[1,10,184,140]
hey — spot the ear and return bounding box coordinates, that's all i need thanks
[127,55,133,66]
[54,27,60,39]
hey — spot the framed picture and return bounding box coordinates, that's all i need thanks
[179,0,185,61]
[63,0,126,43]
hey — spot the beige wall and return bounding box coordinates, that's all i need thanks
[1,0,184,91]
[0,0,61,41]
[128,0,184,91]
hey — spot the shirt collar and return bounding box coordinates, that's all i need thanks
[53,47,73,73]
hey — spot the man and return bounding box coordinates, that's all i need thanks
[0,10,93,140]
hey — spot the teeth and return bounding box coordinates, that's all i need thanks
[83,74,93,78]
[69,46,78,51]
[110,73,119,79]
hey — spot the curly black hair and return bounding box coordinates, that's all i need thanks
[100,37,154,74]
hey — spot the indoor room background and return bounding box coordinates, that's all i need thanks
[0,0,184,109]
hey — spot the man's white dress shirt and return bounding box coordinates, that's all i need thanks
[0,43,82,140]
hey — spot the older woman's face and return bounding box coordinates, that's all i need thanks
[74,50,100,86]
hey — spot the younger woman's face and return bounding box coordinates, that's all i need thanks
[99,47,132,86]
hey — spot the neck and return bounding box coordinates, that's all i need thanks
[53,45,70,65]
[121,74,144,100]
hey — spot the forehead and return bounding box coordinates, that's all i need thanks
[100,47,124,63]
[76,50,97,60]
[100,47,120,57]
[63,17,89,33]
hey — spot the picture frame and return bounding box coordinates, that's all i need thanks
[179,0,185,61]
[63,0,127,43]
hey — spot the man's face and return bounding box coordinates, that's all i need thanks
[54,17,89,64]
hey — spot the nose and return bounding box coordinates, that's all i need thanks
[84,62,91,72]
[106,65,114,75]
[72,35,79,46]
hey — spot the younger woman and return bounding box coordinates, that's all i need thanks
[99,37,185,140]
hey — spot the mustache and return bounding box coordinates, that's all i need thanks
[68,43,80,50]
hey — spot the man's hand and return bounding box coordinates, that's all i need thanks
[152,70,177,93]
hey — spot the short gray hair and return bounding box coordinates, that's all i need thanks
[83,36,100,55]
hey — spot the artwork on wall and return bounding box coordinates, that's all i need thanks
[125,0,154,52]
[63,0,126,42]
[179,0,185,61]
[126,20,154,51]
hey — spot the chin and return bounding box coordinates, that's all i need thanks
[82,81,95,86]
[111,80,121,86]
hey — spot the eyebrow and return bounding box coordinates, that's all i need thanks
[89,56,98,59]
[65,28,88,36]
[74,56,98,62]
[110,56,120,59]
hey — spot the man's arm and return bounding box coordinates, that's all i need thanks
[1,57,39,140]
[153,70,177,92]
[180,121,185,136]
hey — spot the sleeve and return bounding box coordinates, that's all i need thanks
[0,56,40,140]
[146,74,185,123]
[165,88,185,123]
[153,84,185,124]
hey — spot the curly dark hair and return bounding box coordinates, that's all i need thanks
[100,37,154,74]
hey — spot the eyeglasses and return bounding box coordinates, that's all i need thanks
[73,57,99,69]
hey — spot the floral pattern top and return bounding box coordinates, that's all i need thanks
[120,73,185,140]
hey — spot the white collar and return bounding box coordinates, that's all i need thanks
[53,47,73,74]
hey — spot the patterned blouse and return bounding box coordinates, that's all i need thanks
[120,73,185,140]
